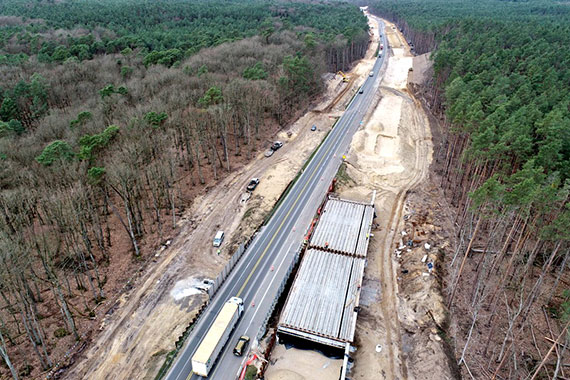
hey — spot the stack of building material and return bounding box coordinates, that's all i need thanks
[309,198,373,257]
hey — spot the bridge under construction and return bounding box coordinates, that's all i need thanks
[277,197,375,349]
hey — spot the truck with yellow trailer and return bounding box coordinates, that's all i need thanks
[191,297,244,377]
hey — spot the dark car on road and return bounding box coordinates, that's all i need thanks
[233,335,250,356]
[271,141,283,151]
[311,125,317,131]
[246,178,260,191]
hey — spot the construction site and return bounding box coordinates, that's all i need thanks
[63,11,453,380]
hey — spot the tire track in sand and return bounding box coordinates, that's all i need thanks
[379,99,432,380]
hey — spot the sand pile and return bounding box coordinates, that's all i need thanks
[265,345,342,380]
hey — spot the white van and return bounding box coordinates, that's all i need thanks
[213,231,224,247]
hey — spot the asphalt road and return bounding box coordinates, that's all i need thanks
[165,21,388,380]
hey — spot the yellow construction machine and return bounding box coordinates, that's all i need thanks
[337,70,350,83]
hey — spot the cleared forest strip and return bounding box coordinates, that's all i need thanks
[0,2,374,377]
[329,18,446,379]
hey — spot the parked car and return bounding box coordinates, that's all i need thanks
[271,141,283,151]
[246,178,260,191]
[359,87,364,94]
[264,150,274,157]
[213,230,224,247]
[233,335,250,356]
[195,282,212,293]
[369,71,374,77]
[311,125,317,131]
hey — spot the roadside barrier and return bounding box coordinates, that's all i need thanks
[157,168,339,379]
[155,226,263,380]
[255,244,303,343]
[208,242,246,298]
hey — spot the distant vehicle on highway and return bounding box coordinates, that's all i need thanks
[191,297,244,377]
[311,125,317,131]
[233,335,250,356]
[264,150,274,157]
[246,178,260,191]
[213,230,224,247]
[271,141,283,151]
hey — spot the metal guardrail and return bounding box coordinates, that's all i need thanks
[340,342,351,380]
[208,243,245,298]
[207,226,266,298]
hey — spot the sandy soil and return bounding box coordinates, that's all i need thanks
[410,53,432,85]
[395,186,459,380]
[335,19,454,380]
[66,15,383,380]
[385,24,405,49]
[264,345,342,380]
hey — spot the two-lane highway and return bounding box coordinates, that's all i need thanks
[165,19,388,380]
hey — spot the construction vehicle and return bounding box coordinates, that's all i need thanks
[191,297,244,377]
[337,71,350,83]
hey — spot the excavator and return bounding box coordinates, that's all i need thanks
[337,70,350,83]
